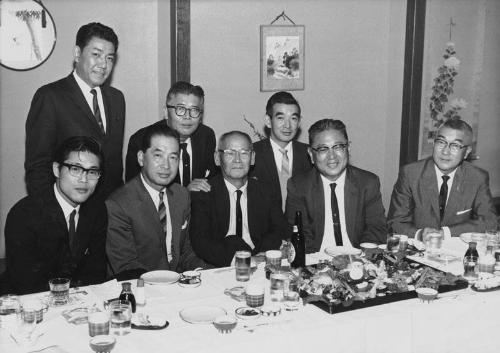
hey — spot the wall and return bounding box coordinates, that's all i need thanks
[190,0,406,208]
[0,0,170,257]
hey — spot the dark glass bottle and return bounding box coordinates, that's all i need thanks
[464,241,479,259]
[118,282,136,313]
[291,211,305,268]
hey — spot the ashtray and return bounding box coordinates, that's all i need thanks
[213,314,237,333]
[89,335,116,353]
[415,287,437,303]
[235,306,261,320]
[261,304,281,317]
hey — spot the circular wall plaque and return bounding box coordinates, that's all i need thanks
[0,0,56,71]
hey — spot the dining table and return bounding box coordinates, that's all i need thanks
[0,237,497,353]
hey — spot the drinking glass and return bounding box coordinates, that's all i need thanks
[386,234,400,253]
[235,251,251,282]
[425,232,442,257]
[17,307,38,346]
[48,278,70,306]
[88,309,110,337]
[245,283,264,307]
[265,250,282,272]
[270,271,289,302]
[109,300,131,336]
[284,291,300,311]
[0,295,21,331]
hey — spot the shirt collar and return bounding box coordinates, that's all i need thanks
[140,173,166,205]
[73,71,100,95]
[53,183,80,219]
[223,178,248,195]
[320,168,347,190]
[269,138,292,153]
[434,164,457,180]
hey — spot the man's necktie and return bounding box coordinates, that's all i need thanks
[280,149,290,175]
[90,89,105,134]
[439,175,450,220]
[278,149,290,210]
[330,183,343,246]
[180,143,190,187]
[235,190,242,237]
[158,191,167,235]
[68,209,77,249]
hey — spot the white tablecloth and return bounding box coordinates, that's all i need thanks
[1,239,497,353]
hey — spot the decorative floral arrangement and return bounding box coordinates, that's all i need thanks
[243,115,266,140]
[429,42,467,128]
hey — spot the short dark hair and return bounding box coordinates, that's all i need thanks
[166,81,205,105]
[76,22,119,51]
[439,118,473,140]
[265,91,301,117]
[218,131,252,150]
[308,119,349,146]
[140,124,180,152]
[54,136,104,168]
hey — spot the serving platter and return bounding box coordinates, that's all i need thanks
[141,270,180,285]
[179,305,226,324]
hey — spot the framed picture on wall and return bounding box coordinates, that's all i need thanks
[260,25,304,92]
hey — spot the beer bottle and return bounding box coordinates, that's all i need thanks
[291,211,305,268]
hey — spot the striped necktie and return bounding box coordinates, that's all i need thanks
[158,191,167,235]
[90,89,105,134]
[330,183,343,246]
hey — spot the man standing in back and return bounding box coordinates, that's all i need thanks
[25,22,125,200]
[252,91,311,210]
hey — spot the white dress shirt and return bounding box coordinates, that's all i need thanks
[224,179,255,249]
[141,174,173,261]
[319,170,352,252]
[269,138,293,173]
[73,71,107,132]
[435,164,457,240]
[53,184,80,230]
[179,137,193,183]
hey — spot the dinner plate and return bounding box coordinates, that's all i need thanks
[324,246,362,257]
[179,305,227,324]
[141,270,180,285]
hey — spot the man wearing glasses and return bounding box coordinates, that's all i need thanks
[125,81,217,192]
[2,137,107,295]
[285,119,387,253]
[190,131,289,267]
[388,119,497,240]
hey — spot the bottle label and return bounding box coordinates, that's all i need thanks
[288,243,296,263]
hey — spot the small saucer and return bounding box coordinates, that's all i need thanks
[235,306,261,320]
[415,287,437,302]
[261,304,281,317]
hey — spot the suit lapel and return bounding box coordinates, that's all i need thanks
[421,159,440,221]
[291,141,305,176]
[214,175,231,238]
[443,164,465,224]
[101,86,113,137]
[344,167,359,245]
[262,139,281,187]
[247,179,260,245]
[312,170,325,250]
[166,186,182,269]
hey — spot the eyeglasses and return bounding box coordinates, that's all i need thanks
[218,149,253,160]
[166,105,203,119]
[311,143,349,156]
[61,163,101,180]
[433,138,468,154]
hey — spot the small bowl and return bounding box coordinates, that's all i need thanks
[213,315,237,333]
[89,335,116,353]
[235,306,261,320]
[415,287,438,303]
[261,304,282,317]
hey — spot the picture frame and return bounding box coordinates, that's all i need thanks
[260,25,305,92]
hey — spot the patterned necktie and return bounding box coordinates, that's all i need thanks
[330,183,343,246]
[158,191,167,235]
[90,89,105,134]
[68,209,77,249]
[278,148,290,211]
[235,190,242,237]
[180,143,190,187]
[439,175,450,220]
[280,148,290,175]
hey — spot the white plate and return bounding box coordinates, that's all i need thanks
[459,232,486,244]
[141,270,180,285]
[324,246,362,257]
[179,305,227,324]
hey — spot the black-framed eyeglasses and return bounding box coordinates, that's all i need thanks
[166,105,203,119]
[311,142,349,156]
[61,163,101,180]
[218,149,253,160]
[433,138,468,154]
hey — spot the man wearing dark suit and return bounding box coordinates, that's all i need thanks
[190,131,289,267]
[3,137,107,295]
[125,82,216,192]
[252,91,312,210]
[286,119,387,253]
[388,119,497,240]
[106,124,206,279]
[25,23,124,200]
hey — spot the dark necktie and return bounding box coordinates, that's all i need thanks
[330,183,343,246]
[439,175,450,220]
[158,191,167,236]
[68,209,77,249]
[235,190,242,237]
[90,89,105,134]
[180,143,190,187]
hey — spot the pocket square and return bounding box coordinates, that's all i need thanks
[456,208,472,215]
[181,220,188,229]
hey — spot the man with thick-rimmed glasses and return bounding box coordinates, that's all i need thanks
[2,137,107,295]
[190,131,289,267]
[388,119,497,240]
[125,81,217,192]
[285,119,387,253]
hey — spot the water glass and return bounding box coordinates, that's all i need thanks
[265,250,282,272]
[88,310,110,337]
[109,300,131,336]
[49,278,70,306]
[245,283,264,307]
[270,271,289,302]
[235,251,251,282]
[425,233,442,257]
[386,234,400,253]
[0,295,21,330]
[17,307,38,345]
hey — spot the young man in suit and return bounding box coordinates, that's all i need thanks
[125,81,217,192]
[190,131,290,267]
[285,119,387,253]
[3,137,107,295]
[106,124,206,280]
[252,91,312,210]
[25,22,125,200]
[388,119,497,240]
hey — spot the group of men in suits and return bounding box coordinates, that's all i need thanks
[2,22,497,295]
